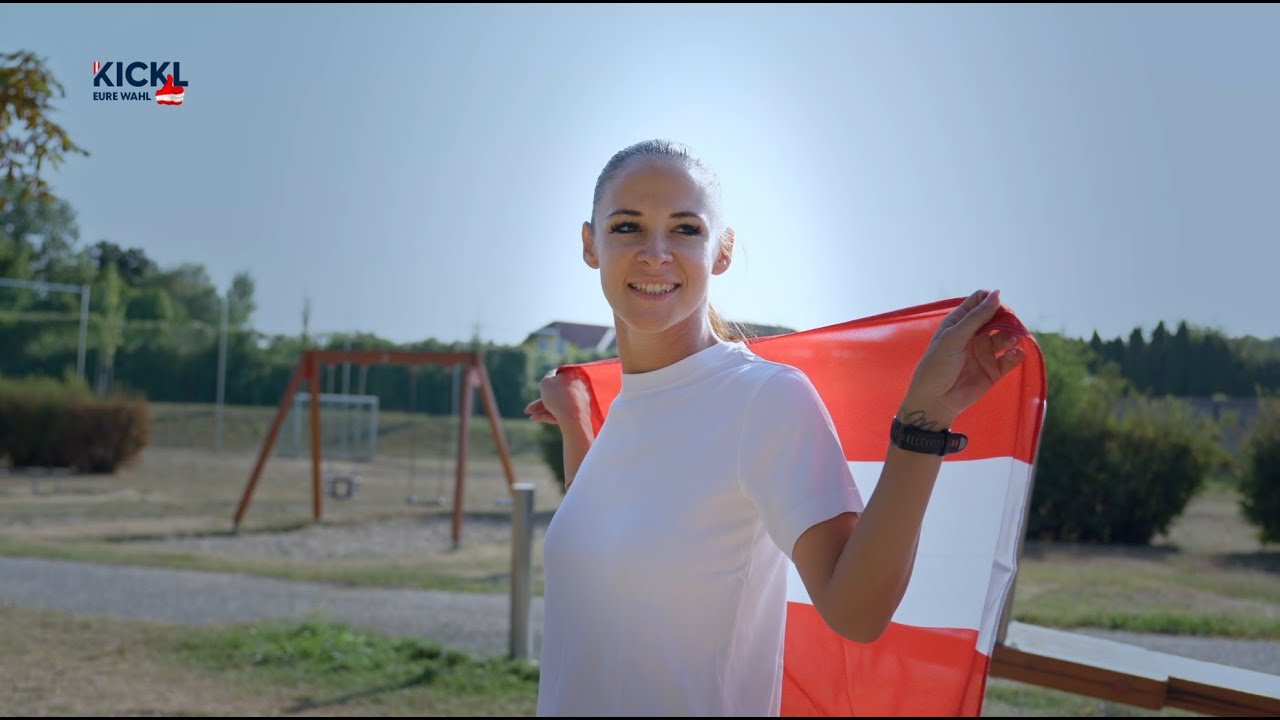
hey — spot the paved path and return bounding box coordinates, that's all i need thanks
[0,556,543,658]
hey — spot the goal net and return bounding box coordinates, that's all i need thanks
[276,392,379,462]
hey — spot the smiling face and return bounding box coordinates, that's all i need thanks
[583,156,733,340]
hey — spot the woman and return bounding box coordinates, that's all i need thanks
[524,140,1024,716]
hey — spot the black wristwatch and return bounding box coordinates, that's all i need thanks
[890,417,968,456]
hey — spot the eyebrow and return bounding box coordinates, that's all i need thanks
[606,209,705,221]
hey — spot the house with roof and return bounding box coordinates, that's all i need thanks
[524,321,618,358]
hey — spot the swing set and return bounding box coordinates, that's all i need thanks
[231,348,519,546]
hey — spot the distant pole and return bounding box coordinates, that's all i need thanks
[359,363,372,460]
[451,363,461,445]
[215,294,229,451]
[342,337,351,459]
[510,482,536,660]
[342,337,351,394]
[77,284,90,383]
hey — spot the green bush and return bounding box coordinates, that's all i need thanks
[1027,333,1117,541]
[0,374,148,473]
[1027,334,1226,544]
[1099,397,1226,543]
[1240,399,1280,543]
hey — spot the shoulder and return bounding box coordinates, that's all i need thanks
[733,353,830,428]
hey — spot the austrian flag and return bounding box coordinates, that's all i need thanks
[558,297,1048,716]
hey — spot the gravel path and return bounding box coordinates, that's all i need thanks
[0,555,543,658]
[1071,627,1280,677]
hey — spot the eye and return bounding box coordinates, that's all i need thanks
[674,224,703,236]
[608,221,639,234]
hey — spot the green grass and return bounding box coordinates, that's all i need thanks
[1011,562,1280,639]
[1015,608,1280,640]
[176,620,539,715]
[1007,486,1280,639]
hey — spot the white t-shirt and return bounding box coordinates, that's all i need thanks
[537,340,865,717]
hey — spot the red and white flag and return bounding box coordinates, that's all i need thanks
[558,297,1047,716]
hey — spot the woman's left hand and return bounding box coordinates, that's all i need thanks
[902,289,1025,424]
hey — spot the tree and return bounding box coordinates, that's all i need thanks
[127,286,175,321]
[149,263,220,325]
[1169,321,1191,395]
[95,263,126,395]
[227,271,256,327]
[1150,321,1170,395]
[1087,331,1106,374]
[0,51,89,212]
[0,178,81,282]
[1098,336,1125,370]
[1126,327,1148,393]
[88,240,158,285]
[1200,331,1235,395]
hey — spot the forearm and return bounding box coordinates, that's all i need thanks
[561,422,595,490]
[825,400,955,640]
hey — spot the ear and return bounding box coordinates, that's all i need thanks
[582,221,600,269]
[712,227,735,276]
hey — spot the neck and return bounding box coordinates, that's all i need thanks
[614,311,721,374]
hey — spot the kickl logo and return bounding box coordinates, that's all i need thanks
[92,61,187,106]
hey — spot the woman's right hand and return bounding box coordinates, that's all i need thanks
[525,369,593,431]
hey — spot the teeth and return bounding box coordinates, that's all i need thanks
[631,283,676,295]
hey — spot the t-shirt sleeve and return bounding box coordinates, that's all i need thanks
[738,366,865,561]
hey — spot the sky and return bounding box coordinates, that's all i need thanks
[2,4,1277,346]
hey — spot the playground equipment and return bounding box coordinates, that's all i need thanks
[231,348,518,546]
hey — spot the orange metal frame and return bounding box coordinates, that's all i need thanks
[231,349,519,546]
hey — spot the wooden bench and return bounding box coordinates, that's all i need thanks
[992,621,1280,716]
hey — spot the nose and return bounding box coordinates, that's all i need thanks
[637,232,673,268]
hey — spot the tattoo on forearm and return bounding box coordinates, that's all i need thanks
[900,410,940,431]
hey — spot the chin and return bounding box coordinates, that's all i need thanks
[618,315,672,335]
[618,308,698,337]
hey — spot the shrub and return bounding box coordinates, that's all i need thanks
[1098,396,1225,543]
[1027,334,1225,544]
[1240,398,1280,543]
[0,374,148,473]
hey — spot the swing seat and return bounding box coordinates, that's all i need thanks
[326,474,361,500]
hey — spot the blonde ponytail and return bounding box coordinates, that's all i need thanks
[709,305,751,342]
